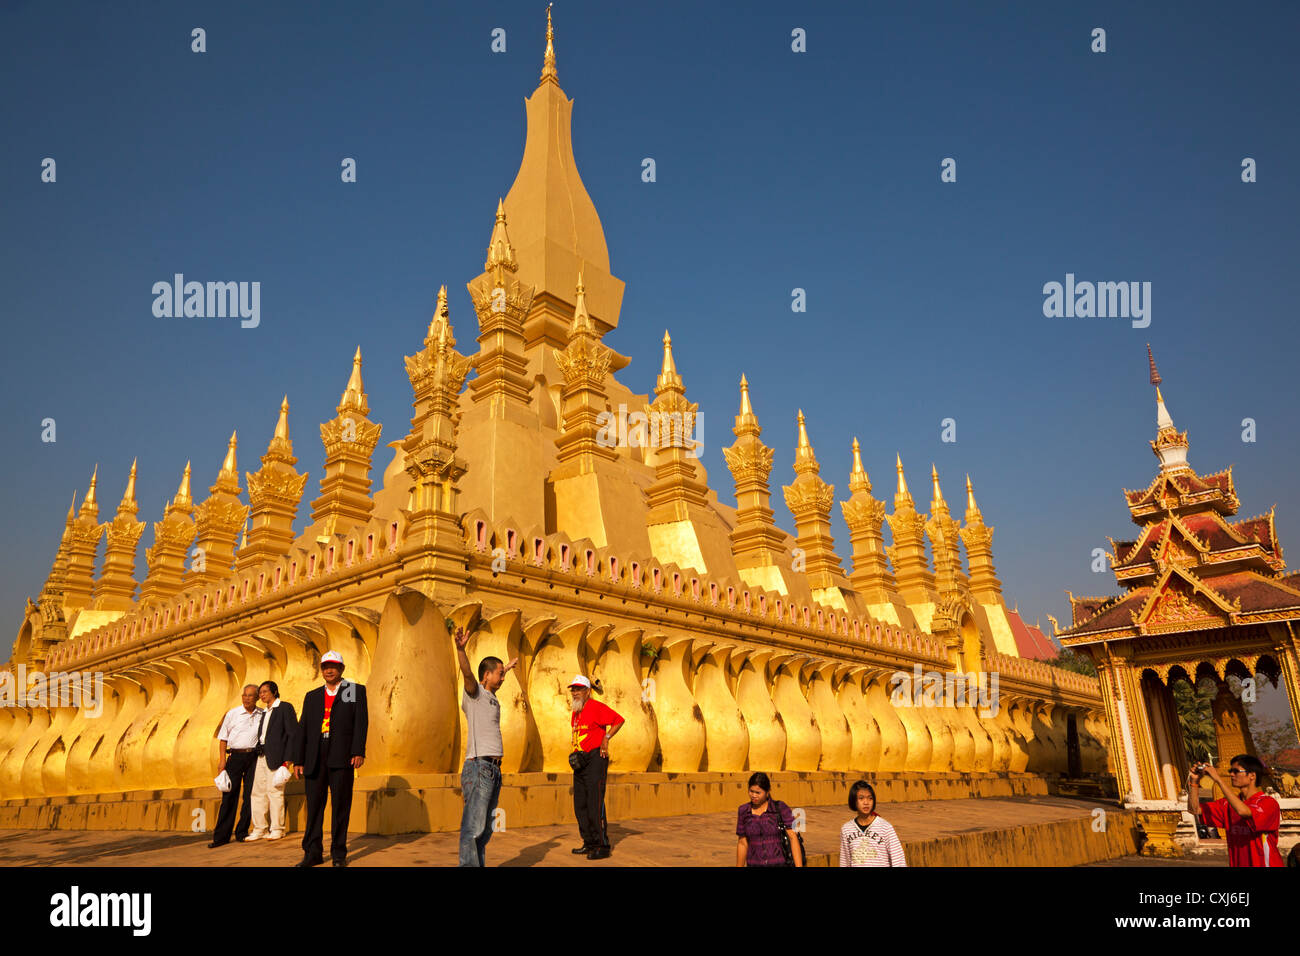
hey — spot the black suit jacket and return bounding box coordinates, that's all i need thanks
[291,681,368,776]
[261,700,299,770]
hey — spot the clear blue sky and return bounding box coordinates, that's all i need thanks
[3,0,1298,647]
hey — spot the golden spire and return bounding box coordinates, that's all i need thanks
[895,454,910,501]
[218,431,239,482]
[571,271,594,334]
[483,199,518,274]
[83,464,99,512]
[966,474,981,517]
[338,346,370,416]
[733,374,761,438]
[656,330,684,392]
[849,437,871,494]
[793,410,819,475]
[175,461,193,508]
[260,396,297,465]
[426,286,455,348]
[121,458,138,507]
[541,3,557,85]
[275,396,290,441]
[930,464,948,513]
[66,490,77,524]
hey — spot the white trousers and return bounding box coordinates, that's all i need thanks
[250,757,286,837]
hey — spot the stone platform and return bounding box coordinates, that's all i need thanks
[0,794,1138,866]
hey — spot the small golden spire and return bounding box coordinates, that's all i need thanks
[793,410,819,475]
[66,490,78,524]
[219,431,239,479]
[849,437,871,494]
[895,454,908,497]
[426,285,453,346]
[796,410,811,451]
[930,464,946,511]
[121,458,138,506]
[484,200,518,274]
[540,3,558,85]
[571,270,593,334]
[966,474,978,513]
[338,346,369,415]
[176,461,193,506]
[656,330,683,392]
[274,396,290,441]
[87,464,99,504]
[733,374,761,438]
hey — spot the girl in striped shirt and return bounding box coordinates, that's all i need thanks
[839,781,906,867]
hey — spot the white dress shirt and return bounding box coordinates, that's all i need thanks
[260,698,280,745]
[219,704,263,750]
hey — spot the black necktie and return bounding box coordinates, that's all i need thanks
[256,710,266,749]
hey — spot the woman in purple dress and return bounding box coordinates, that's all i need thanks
[736,771,804,867]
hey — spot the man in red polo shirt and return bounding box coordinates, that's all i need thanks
[568,675,623,860]
[1187,753,1283,867]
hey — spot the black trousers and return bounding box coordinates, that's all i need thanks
[213,750,257,844]
[572,750,609,848]
[301,748,355,863]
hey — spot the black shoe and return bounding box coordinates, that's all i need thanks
[235,836,247,843]
[587,846,611,860]
[571,844,594,854]
[294,856,324,868]
[207,840,228,848]
[332,859,348,867]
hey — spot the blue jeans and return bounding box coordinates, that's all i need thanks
[458,757,503,867]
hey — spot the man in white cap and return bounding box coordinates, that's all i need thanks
[568,675,623,860]
[291,650,368,867]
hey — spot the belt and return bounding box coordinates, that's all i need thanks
[471,756,502,765]
[227,748,256,754]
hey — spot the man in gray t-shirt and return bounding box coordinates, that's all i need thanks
[454,624,517,867]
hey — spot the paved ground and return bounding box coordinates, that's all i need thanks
[0,794,1120,867]
[1082,850,1228,867]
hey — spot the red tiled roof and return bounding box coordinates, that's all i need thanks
[1070,596,1111,627]
[1064,589,1152,636]
[1125,468,1237,511]
[1025,623,1060,660]
[1006,609,1061,660]
[1199,571,1300,613]
[1230,515,1276,553]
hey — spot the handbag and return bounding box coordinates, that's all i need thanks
[568,750,588,773]
[772,800,805,867]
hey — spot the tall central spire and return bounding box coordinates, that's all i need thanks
[502,6,624,338]
[541,3,557,84]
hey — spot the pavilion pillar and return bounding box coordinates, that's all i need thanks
[1210,679,1257,778]
[1142,672,1185,801]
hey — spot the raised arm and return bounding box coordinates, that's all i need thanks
[454,626,478,696]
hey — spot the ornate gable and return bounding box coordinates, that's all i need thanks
[1132,568,1237,635]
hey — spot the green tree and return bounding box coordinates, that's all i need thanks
[1171,679,1216,765]
[1047,648,1097,677]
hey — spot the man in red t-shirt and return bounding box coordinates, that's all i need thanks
[568,675,623,860]
[1187,754,1284,867]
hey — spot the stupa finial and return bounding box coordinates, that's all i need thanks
[541,4,558,85]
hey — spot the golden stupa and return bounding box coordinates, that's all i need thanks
[0,10,1105,834]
